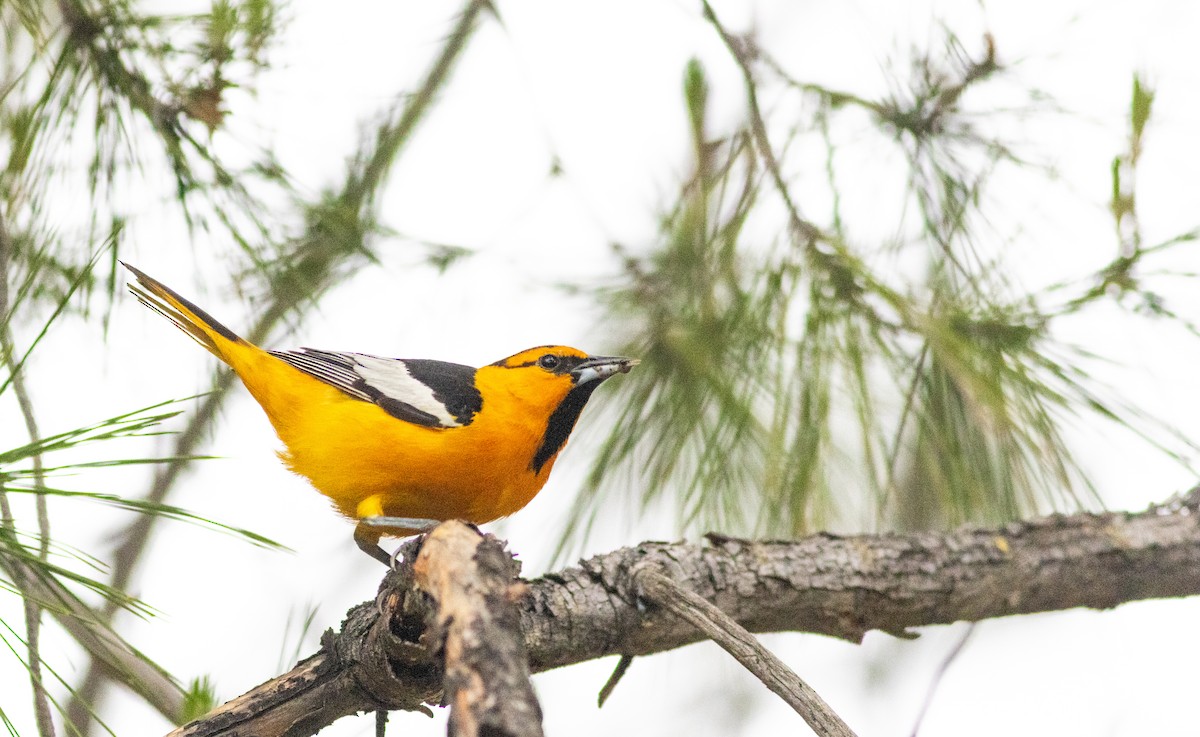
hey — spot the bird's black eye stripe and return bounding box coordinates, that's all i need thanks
[497,353,587,375]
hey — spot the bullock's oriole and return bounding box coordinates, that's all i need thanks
[123,263,636,564]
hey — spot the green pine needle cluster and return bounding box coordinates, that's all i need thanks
[567,35,1196,548]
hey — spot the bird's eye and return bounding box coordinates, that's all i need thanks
[538,354,560,370]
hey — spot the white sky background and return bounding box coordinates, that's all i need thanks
[4,0,1200,735]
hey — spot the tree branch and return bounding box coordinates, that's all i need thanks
[167,487,1200,736]
[633,568,857,737]
[413,522,543,737]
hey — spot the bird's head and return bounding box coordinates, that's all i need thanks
[482,345,638,473]
[490,345,636,385]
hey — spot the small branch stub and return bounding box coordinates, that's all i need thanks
[634,567,858,737]
[413,521,544,737]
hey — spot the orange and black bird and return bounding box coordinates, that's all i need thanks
[124,263,636,563]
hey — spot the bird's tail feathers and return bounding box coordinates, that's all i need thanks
[122,262,245,360]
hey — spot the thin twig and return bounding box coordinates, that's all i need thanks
[700,0,821,247]
[878,341,929,523]
[23,567,185,721]
[908,623,976,737]
[9,368,55,737]
[633,568,858,737]
[597,654,633,707]
[0,206,57,737]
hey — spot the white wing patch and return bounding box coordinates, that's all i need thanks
[271,348,479,428]
[352,354,465,427]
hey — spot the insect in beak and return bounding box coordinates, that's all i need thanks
[571,355,639,385]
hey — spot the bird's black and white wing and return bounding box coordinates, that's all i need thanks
[270,347,482,428]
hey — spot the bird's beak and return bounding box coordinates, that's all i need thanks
[572,355,639,385]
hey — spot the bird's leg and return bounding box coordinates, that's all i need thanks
[354,515,441,566]
[353,494,441,565]
[353,521,392,566]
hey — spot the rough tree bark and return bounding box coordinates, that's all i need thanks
[413,521,544,737]
[167,486,1200,737]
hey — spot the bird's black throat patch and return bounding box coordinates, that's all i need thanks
[530,381,601,475]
